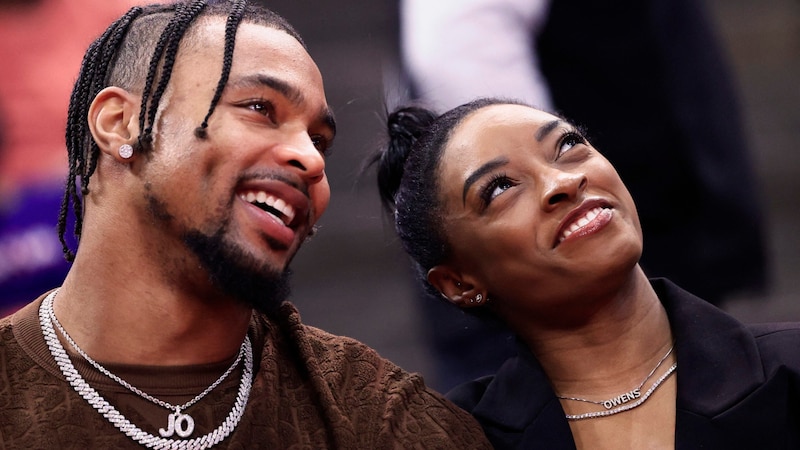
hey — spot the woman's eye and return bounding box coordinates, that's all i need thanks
[557,131,587,157]
[480,175,516,206]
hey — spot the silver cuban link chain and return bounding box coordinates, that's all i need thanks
[40,290,253,449]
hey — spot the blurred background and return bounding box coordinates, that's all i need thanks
[1,0,798,391]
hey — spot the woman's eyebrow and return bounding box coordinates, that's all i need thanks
[535,119,562,142]
[462,157,509,204]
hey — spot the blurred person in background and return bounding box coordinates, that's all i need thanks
[399,0,769,391]
[0,0,141,315]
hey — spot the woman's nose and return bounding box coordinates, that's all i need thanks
[541,169,587,210]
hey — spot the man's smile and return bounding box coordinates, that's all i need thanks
[239,190,296,226]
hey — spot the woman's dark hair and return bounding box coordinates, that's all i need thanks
[373,97,528,299]
[58,0,304,261]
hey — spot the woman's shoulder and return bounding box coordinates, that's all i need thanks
[446,375,496,413]
[747,322,800,371]
[748,321,800,337]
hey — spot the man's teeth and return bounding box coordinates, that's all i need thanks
[241,191,295,225]
[561,207,603,241]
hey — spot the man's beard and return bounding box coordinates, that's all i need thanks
[183,226,292,316]
[145,187,295,315]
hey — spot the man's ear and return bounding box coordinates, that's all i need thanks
[427,265,486,308]
[87,86,140,163]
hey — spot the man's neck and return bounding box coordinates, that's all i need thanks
[53,264,253,367]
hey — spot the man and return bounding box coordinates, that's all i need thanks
[0,1,491,448]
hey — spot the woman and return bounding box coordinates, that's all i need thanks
[373,98,800,449]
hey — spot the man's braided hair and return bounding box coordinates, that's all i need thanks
[59,0,304,261]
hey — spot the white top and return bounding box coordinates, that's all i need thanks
[401,0,554,112]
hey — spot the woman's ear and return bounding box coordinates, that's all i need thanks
[428,266,486,308]
[87,86,140,163]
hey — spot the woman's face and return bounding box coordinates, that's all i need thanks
[436,104,643,320]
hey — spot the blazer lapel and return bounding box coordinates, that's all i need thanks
[470,343,577,449]
[655,279,792,448]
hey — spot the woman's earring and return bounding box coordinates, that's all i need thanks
[118,144,134,159]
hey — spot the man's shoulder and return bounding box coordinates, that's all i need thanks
[263,303,400,361]
[271,304,410,381]
[0,310,17,356]
[300,322,397,364]
[252,304,411,387]
[0,297,67,442]
[0,313,12,334]
[0,298,40,355]
[251,305,493,449]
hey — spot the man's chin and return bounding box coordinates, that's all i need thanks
[183,230,293,315]
[233,267,293,316]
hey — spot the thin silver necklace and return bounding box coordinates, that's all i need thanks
[564,363,677,420]
[558,344,674,408]
[557,344,676,420]
[40,290,253,449]
[48,298,245,430]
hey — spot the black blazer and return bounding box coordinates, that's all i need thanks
[447,279,800,449]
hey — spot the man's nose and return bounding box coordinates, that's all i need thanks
[273,133,326,185]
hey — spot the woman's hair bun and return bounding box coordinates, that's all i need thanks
[387,106,436,147]
[374,106,437,211]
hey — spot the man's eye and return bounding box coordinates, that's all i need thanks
[310,135,333,156]
[247,100,275,119]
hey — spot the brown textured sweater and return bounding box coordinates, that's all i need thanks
[0,294,492,449]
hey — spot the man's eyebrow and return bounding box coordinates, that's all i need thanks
[535,119,562,142]
[462,157,509,204]
[229,73,304,105]
[230,73,336,135]
[319,107,336,137]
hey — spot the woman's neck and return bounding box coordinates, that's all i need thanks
[520,269,673,397]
